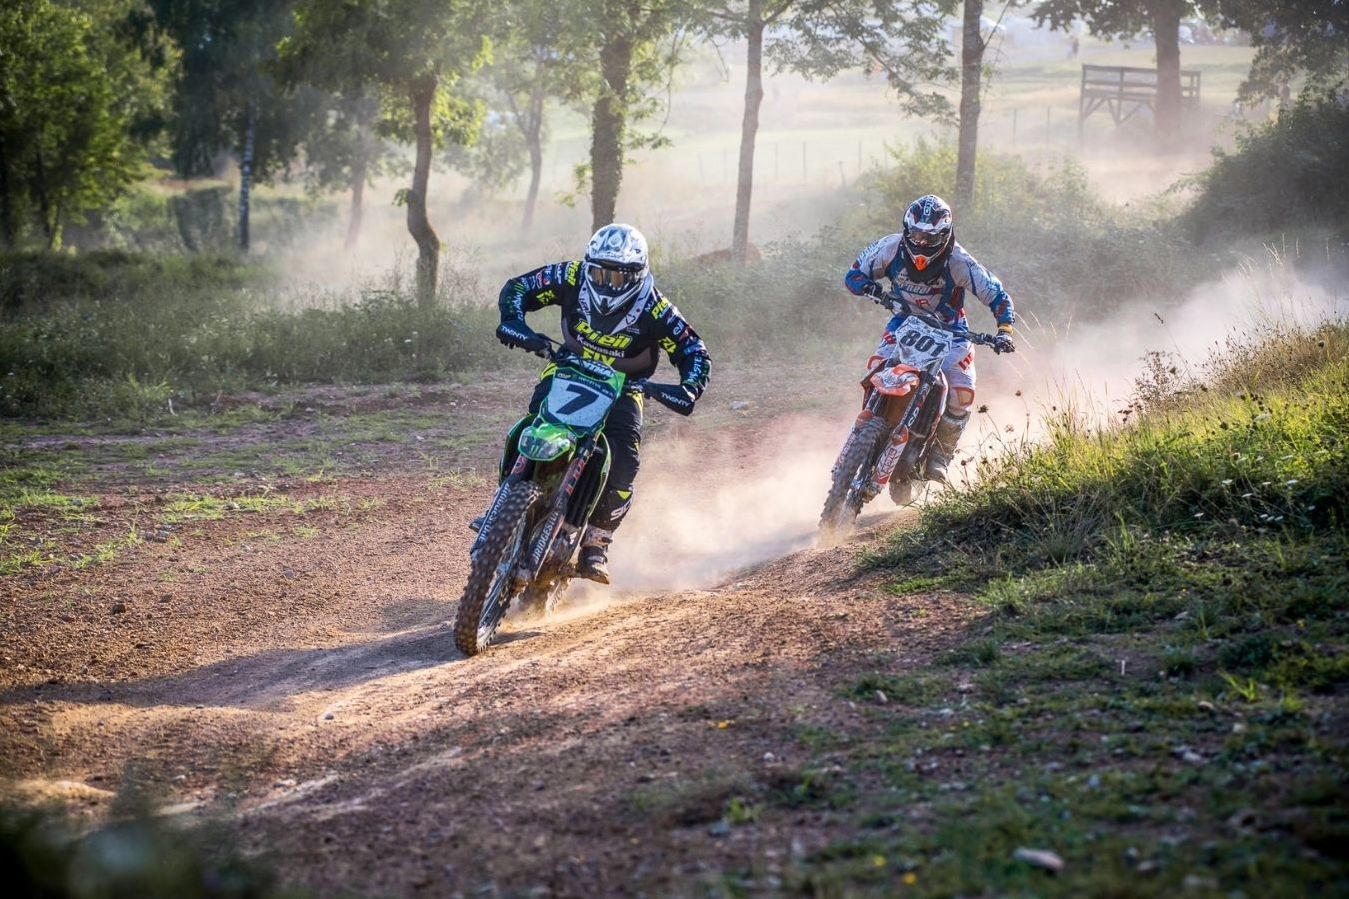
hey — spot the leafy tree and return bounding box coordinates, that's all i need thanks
[1216,1,1349,102]
[1183,92,1349,241]
[463,0,591,231]
[699,1,957,261]
[279,0,489,304]
[150,0,323,252]
[302,89,401,249]
[0,0,174,250]
[577,1,687,231]
[1034,0,1198,134]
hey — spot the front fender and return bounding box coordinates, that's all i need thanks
[519,419,577,461]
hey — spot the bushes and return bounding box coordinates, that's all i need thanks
[1183,94,1349,244]
[0,251,499,419]
[1,802,288,898]
[0,250,261,311]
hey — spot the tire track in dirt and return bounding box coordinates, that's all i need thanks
[1,371,989,895]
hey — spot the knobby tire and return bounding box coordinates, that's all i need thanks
[454,480,542,656]
[818,417,888,543]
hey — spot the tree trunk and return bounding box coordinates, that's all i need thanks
[408,73,440,307]
[522,89,544,232]
[34,149,53,249]
[955,0,984,212]
[732,2,765,265]
[590,30,634,231]
[0,132,14,249]
[238,99,256,253]
[1151,0,1183,135]
[345,130,367,251]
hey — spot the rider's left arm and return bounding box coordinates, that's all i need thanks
[651,293,711,396]
[950,249,1015,333]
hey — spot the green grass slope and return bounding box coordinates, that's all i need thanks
[787,322,1348,896]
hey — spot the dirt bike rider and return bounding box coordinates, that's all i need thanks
[491,223,712,584]
[843,194,1016,484]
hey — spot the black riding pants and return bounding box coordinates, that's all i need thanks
[527,376,642,533]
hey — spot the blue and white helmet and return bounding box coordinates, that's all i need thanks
[901,194,953,283]
[583,223,652,316]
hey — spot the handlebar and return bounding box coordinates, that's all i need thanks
[865,293,1001,350]
[524,335,695,416]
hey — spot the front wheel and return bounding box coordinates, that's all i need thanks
[818,417,888,545]
[454,480,542,656]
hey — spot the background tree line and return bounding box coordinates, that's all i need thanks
[1,0,1344,300]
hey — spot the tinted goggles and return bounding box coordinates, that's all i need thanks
[585,263,643,290]
[906,228,949,250]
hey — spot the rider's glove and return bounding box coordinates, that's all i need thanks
[860,281,887,302]
[992,324,1016,355]
[496,319,548,354]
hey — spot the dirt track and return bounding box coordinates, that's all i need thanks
[1,370,988,895]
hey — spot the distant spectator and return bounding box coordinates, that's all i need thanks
[1069,36,1080,59]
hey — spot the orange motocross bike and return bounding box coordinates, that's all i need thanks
[819,297,1000,543]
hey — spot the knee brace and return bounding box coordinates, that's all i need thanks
[947,386,975,416]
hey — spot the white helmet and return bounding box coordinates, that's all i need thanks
[583,223,652,316]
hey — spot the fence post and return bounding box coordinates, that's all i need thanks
[1011,108,1018,146]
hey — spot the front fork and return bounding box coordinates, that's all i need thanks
[873,377,947,486]
[517,440,597,583]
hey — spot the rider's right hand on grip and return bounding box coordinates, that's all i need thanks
[496,320,548,354]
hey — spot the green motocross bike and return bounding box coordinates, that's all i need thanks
[454,337,693,656]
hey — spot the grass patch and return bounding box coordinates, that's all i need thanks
[786,322,1349,896]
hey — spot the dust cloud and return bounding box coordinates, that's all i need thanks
[564,252,1346,603]
[967,251,1348,465]
[603,414,846,594]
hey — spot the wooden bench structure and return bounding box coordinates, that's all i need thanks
[1078,64,1201,133]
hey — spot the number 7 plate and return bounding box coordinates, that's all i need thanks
[541,366,622,431]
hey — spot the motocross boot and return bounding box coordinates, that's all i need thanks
[575,526,614,585]
[924,411,969,483]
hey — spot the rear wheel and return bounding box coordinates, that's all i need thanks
[818,417,888,544]
[454,481,542,656]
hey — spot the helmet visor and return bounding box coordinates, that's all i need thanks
[585,262,643,293]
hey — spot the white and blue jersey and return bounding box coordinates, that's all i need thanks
[844,234,1014,416]
[844,234,1014,331]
